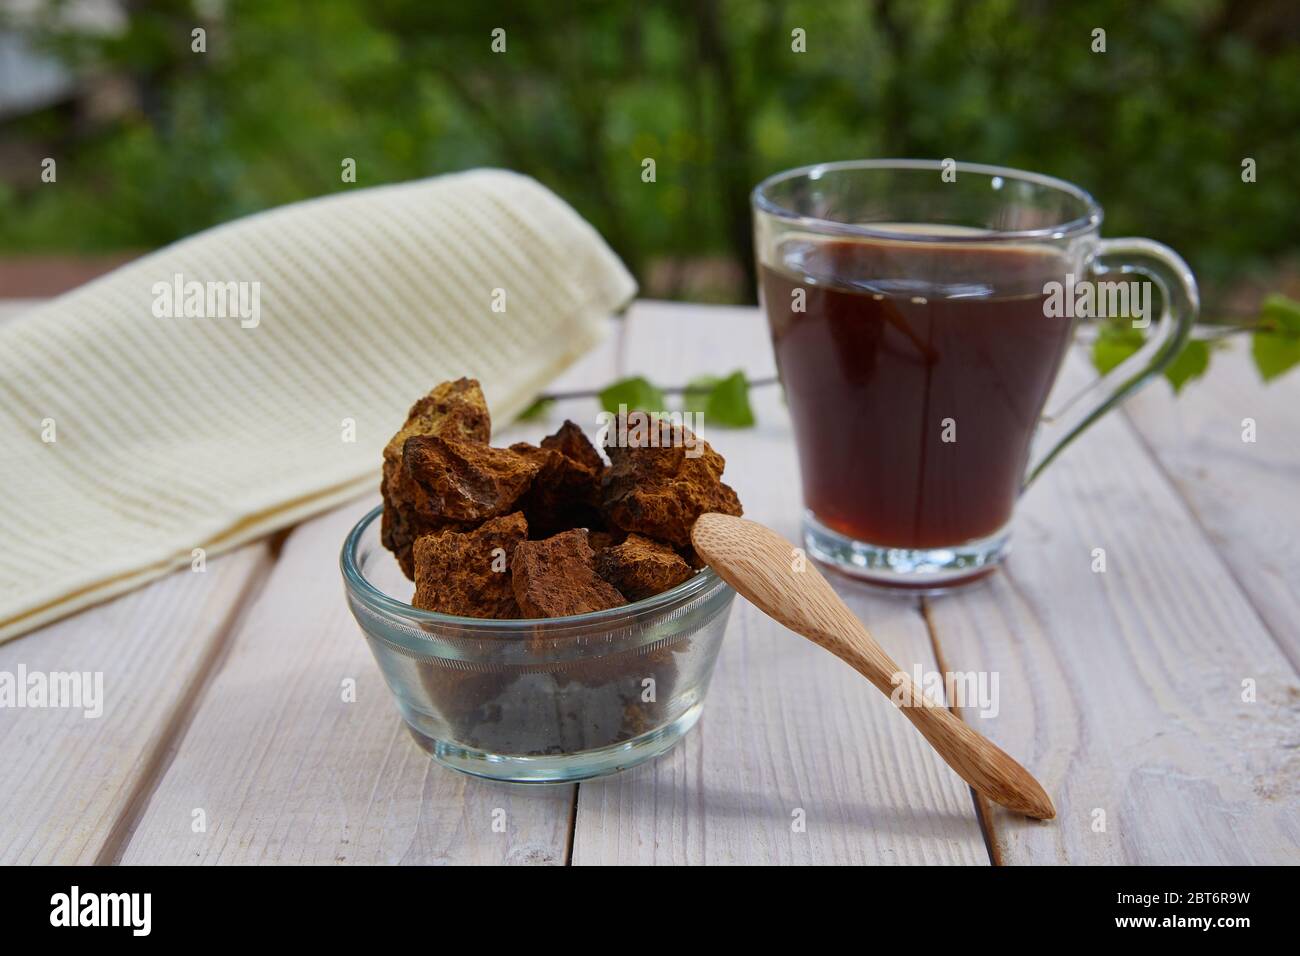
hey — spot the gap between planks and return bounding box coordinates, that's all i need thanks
[919,596,1001,867]
[563,785,580,865]
[94,545,280,864]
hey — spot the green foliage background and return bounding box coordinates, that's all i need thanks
[2,0,1297,308]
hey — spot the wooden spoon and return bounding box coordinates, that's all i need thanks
[691,512,1055,820]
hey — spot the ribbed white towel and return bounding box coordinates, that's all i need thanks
[0,169,635,642]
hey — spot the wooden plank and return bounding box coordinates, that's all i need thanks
[0,545,271,864]
[924,352,1300,865]
[571,302,989,864]
[119,326,623,864]
[1123,341,1300,666]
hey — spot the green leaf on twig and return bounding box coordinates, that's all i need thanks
[516,396,555,421]
[598,376,667,414]
[1091,320,1145,376]
[1093,319,1211,393]
[681,375,718,412]
[682,369,756,428]
[1163,339,1210,393]
[1251,294,1300,382]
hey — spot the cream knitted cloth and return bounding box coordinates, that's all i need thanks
[0,170,636,642]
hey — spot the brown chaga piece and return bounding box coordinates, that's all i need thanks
[403,435,540,524]
[380,483,453,580]
[586,528,627,553]
[381,378,492,578]
[602,414,743,546]
[508,444,599,537]
[595,534,694,601]
[511,529,627,618]
[383,377,491,464]
[541,419,605,474]
[412,512,528,618]
[381,464,479,578]
[509,420,606,537]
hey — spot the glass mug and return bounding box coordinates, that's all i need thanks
[753,160,1198,589]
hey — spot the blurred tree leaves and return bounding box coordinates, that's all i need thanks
[1,0,1297,311]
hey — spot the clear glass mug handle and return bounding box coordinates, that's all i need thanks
[1026,238,1200,484]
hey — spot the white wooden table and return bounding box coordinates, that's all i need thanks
[2,299,1296,865]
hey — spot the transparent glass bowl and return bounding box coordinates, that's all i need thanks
[340,506,737,783]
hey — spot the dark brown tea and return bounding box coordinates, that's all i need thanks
[761,236,1075,549]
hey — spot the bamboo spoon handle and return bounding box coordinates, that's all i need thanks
[691,512,1055,820]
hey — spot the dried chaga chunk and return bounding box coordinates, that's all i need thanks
[382,461,444,578]
[381,378,492,577]
[411,512,529,618]
[511,528,627,618]
[595,534,693,601]
[381,485,462,580]
[384,384,742,610]
[586,528,627,553]
[383,377,491,463]
[541,419,605,474]
[508,444,594,536]
[510,420,606,537]
[403,435,540,524]
[602,414,742,546]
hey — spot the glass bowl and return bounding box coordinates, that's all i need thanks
[340,505,737,783]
